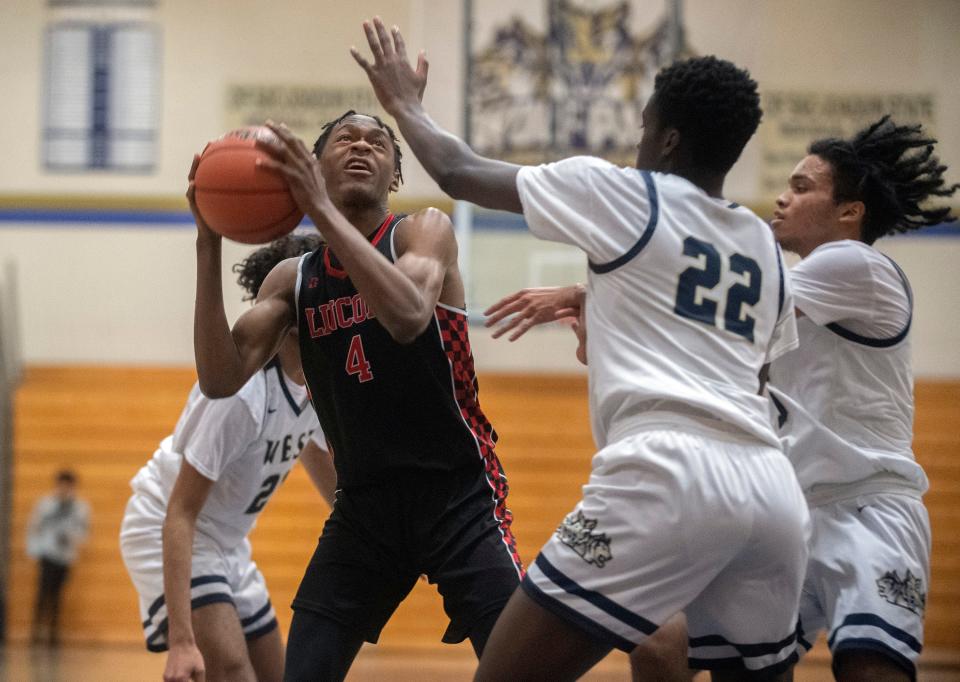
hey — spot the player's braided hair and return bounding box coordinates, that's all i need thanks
[233,233,322,301]
[652,55,762,174]
[312,110,403,184]
[809,116,959,244]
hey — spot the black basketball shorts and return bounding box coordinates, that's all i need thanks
[291,465,523,644]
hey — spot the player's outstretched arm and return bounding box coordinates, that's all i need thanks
[484,285,585,341]
[189,157,296,398]
[299,438,337,509]
[352,17,524,213]
[258,124,456,344]
[162,462,215,682]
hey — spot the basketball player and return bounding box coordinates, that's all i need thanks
[191,110,523,682]
[353,18,809,680]
[120,234,335,682]
[767,118,957,682]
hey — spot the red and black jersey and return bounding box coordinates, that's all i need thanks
[296,213,502,490]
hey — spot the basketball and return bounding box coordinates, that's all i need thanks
[193,126,304,244]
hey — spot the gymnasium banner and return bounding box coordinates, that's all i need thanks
[758,91,936,199]
[468,0,688,166]
[224,85,383,138]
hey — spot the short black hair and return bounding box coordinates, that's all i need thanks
[312,110,403,184]
[652,56,762,174]
[809,116,958,244]
[233,233,322,301]
[56,469,76,485]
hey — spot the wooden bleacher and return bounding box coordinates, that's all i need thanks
[6,367,959,659]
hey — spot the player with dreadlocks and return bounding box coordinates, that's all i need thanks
[191,106,523,681]
[121,233,336,682]
[768,118,957,682]
[353,17,810,681]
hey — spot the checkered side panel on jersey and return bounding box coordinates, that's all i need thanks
[436,307,524,575]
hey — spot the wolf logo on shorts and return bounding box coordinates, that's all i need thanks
[876,569,926,616]
[557,510,613,568]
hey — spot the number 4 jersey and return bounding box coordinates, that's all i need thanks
[297,213,503,490]
[516,157,798,449]
[129,359,325,548]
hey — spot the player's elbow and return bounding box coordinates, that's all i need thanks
[434,167,472,202]
[383,313,431,345]
[197,375,242,399]
[386,322,426,345]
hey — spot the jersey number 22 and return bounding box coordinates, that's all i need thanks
[674,236,761,341]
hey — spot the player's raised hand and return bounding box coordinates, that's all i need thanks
[351,17,428,115]
[484,284,586,341]
[257,121,331,219]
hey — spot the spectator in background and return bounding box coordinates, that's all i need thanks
[27,469,90,646]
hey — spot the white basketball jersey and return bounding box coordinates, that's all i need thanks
[767,240,927,496]
[130,361,324,547]
[517,157,797,448]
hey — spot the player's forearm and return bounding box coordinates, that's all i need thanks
[389,103,521,212]
[300,445,337,509]
[161,511,198,646]
[194,237,246,397]
[310,205,435,343]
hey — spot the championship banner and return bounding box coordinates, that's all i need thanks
[468,0,688,166]
[758,91,936,199]
[224,85,384,138]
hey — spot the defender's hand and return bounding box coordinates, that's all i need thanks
[351,17,428,115]
[484,285,585,341]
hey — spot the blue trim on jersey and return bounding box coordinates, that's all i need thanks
[240,601,273,627]
[588,170,659,274]
[521,575,637,652]
[828,613,922,654]
[533,554,658,636]
[245,618,279,641]
[145,574,229,619]
[273,362,306,416]
[688,651,798,675]
[143,592,236,653]
[825,255,912,347]
[688,630,797,658]
[832,638,916,680]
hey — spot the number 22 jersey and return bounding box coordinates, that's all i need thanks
[296,213,502,490]
[516,157,798,449]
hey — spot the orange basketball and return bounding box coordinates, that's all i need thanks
[193,126,304,244]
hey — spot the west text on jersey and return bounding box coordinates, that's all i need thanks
[263,429,315,465]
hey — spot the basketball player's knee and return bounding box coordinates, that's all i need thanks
[207,651,255,682]
[833,649,912,682]
[629,615,691,682]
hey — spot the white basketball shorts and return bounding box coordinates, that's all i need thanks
[795,491,930,680]
[522,418,810,675]
[119,492,278,652]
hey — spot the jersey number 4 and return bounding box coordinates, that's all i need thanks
[674,236,761,341]
[346,334,374,383]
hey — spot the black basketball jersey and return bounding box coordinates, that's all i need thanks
[296,213,502,489]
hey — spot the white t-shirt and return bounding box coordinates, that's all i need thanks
[768,240,927,498]
[130,362,325,548]
[517,157,797,448]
